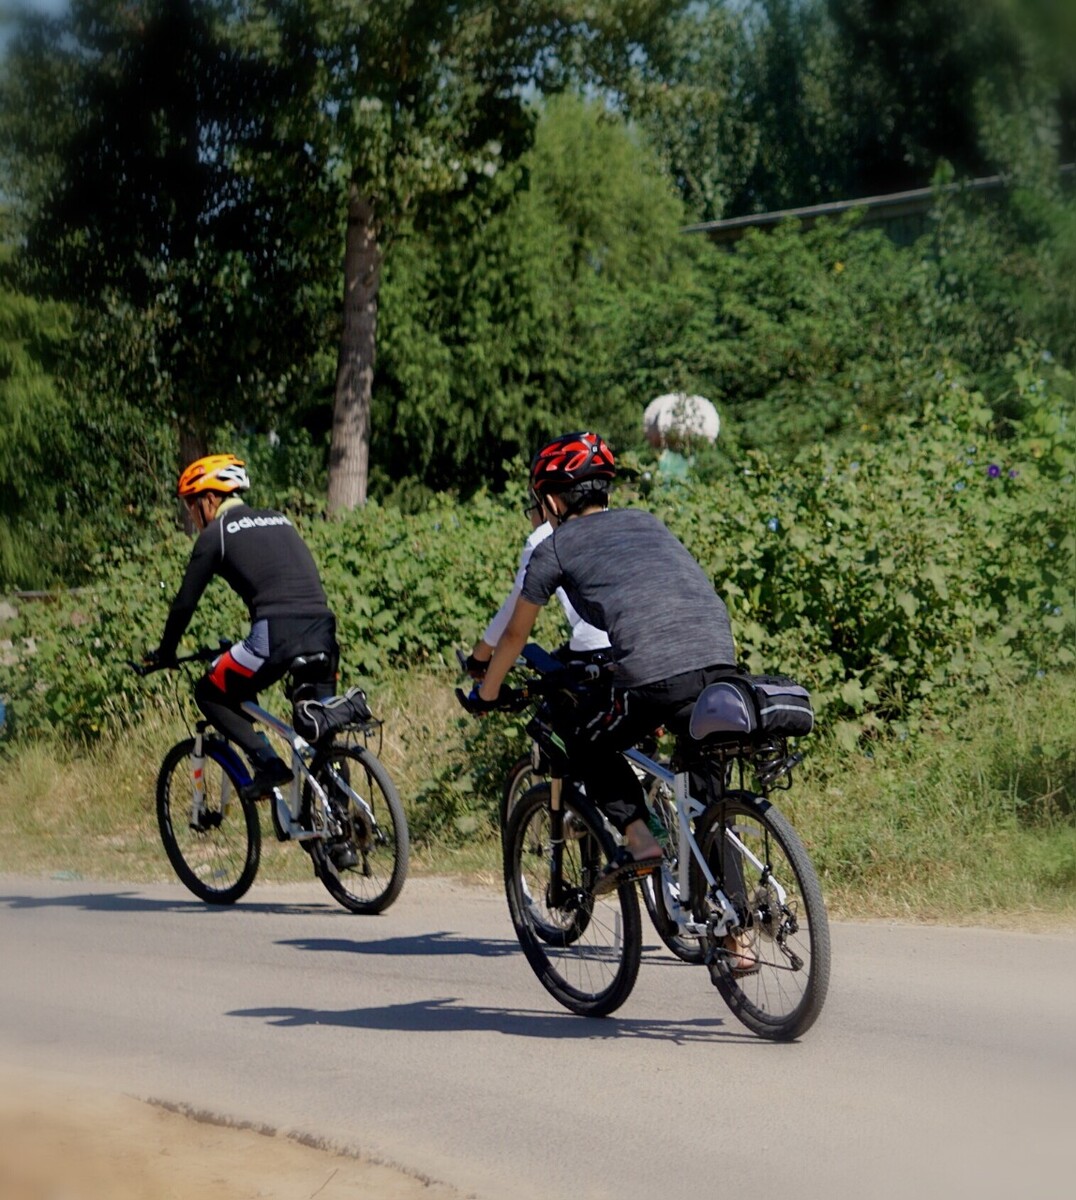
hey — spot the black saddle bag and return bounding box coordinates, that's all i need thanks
[689,671,814,742]
[293,687,373,742]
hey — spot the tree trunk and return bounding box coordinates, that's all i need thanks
[177,419,208,533]
[327,182,382,513]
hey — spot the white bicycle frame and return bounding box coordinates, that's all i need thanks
[622,746,786,941]
[187,699,378,845]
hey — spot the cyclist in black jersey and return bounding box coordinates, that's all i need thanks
[147,454,340,807]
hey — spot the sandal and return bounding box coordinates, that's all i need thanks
[592,847,663,897]
[722,934,760,977]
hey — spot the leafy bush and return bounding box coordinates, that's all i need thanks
[0,352,1070,753]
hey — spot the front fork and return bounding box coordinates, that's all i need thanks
[546,775,568,908]
[189,724,216,829]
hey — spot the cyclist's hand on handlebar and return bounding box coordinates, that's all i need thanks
[455,686,500,715]
[455,685,526,715]
[463,652,489,680]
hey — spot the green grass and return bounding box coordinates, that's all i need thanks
[1,670,1073,929]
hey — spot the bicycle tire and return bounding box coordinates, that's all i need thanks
[640,778,705,965]
[156,737,260,905]
[500,753,544,842]
[304,742,409,914]
[691,790,830,1041]
[504,782,642,1018]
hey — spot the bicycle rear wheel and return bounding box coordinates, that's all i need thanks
[504,783,642,1018]
[156,737,260,905]
[692,790,830,1040]
[304,743,409,914]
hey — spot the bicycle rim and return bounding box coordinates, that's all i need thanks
[305,744,409,914]
[156,738,260,905]
[693,791,830,1040]
[504,784,642,1018]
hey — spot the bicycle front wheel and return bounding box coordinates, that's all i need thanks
[500,752,545,841]
[156,738,260,905]
[304,743,409,914]
[692,791,830,1040]
[504,783,642,1018]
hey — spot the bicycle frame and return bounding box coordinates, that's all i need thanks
[622,745,746,942]
[213,698,382,844]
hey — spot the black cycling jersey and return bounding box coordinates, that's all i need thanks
[159,498,331,659]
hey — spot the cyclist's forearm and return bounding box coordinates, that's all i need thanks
[480,598,539,700]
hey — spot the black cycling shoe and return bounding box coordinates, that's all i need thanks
[239,758,292,802]
[328,840,358,871]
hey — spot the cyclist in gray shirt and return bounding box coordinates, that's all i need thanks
[468,431,738,896]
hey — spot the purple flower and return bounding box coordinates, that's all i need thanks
[1009,469,1018,479]
[987,463,1001,478]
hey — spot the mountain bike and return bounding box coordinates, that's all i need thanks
[459,644,830,1038]
[130,644,408,913]
[501,710,703,964]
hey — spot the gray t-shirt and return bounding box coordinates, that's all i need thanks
[521,507,737,688]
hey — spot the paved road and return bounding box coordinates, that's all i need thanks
[1,874,1073,1200]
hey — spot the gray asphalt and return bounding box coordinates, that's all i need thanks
[1,874,1073,1200]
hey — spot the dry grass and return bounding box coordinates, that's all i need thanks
[1,670,1073,931]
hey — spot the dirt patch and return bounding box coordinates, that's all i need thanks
[0,1068,463,1200]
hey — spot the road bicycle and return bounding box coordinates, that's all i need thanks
[130,643,408,913]
[461,644,830,1039]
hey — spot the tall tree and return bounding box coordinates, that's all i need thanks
[371,91,700,496]
[0,0,337,473]
[226,0,688,511]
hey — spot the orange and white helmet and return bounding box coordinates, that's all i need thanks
[177,454,250,498]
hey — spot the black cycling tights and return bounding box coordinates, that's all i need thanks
[569,663,735,833]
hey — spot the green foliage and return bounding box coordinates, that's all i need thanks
[0,0,341,455]
[2,352,1070,756]
[372,92,699,495]
[0,259,75,587]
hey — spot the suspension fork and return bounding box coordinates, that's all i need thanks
[190,722,209,826]
[546,774,568,908]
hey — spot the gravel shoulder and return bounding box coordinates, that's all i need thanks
[0,1065,463,1200]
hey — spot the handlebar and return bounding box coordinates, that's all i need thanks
[455,643,612,715]
[126,640,232,677]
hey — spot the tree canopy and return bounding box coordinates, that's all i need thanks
[0,0,1072,587]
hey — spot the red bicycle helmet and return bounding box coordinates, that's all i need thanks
[529,432,616,497]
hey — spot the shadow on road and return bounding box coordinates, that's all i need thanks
[226,996,759,1044]
[0,890,342,917]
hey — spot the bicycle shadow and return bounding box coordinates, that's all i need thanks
[226,996,759,1044]
[0,890,345,917]
[278,932,703,967]
[279,931,523,960]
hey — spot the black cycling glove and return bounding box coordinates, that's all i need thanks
[145,646,178,670]
[456,686,503,715]
[464,653,489,680]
